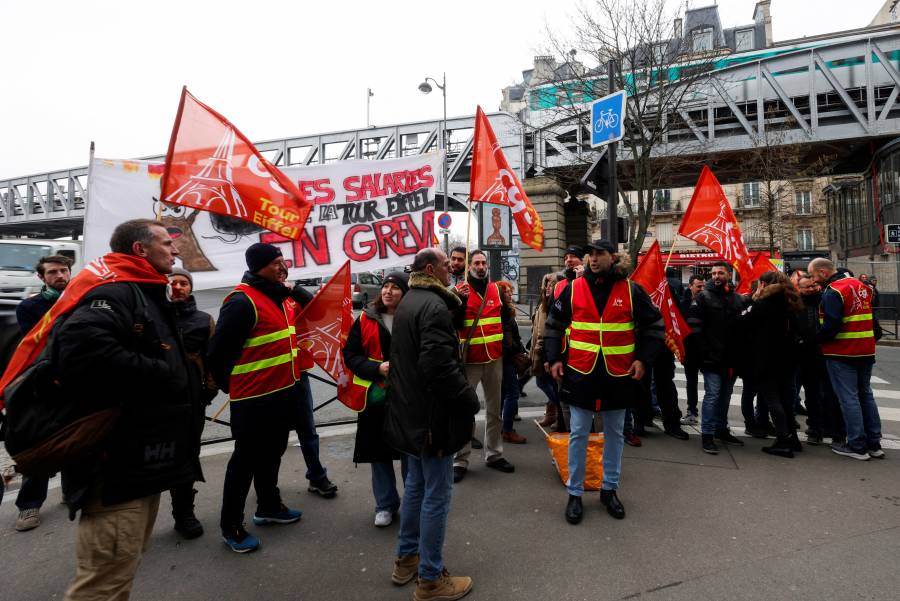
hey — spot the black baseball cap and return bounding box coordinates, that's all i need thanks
[563,245,584,258]
[584,239,616,254]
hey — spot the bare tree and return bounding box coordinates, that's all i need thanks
[536,0,718,264]
[740,114,836,255]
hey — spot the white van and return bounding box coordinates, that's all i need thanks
[0,239,82,300]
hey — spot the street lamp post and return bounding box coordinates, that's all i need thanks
[418,73,449,253]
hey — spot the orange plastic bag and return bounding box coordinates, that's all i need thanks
[544,430,604,491]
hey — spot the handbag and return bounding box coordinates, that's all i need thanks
[512,352,531,377]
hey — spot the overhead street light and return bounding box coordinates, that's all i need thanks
[418,73,449,253]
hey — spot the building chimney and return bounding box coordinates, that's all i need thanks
[532,55,557,85]
[674,17,683,39]
[753,1,773,47]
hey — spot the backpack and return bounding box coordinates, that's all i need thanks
[1,284,148,477]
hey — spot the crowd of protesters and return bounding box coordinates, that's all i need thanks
[0,223,887,601]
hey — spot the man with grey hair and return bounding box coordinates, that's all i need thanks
[808,257,883,460]
[384,247,479,600]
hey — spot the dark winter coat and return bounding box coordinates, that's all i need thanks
[55,281,198,511]
[207,272,314,438]
[383,272,480,457]
[687,280,747,372]
[16,291,56,335]
[343,306,401,464]
[501,305,524,360]
[174,295,217,482]
[543,265,666,412]
[735,283,801,380]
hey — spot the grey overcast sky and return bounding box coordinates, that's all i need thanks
[0,0,887,179]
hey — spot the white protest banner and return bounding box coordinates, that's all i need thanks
[84,153,442,289]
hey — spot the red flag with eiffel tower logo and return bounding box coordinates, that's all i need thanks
[630,240,689,363]
[469,106,544,252]
[160,87,311,241]
[294,261,358,409]
[677,166,754,282]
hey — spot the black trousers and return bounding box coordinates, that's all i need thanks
[799,351,845,438]
[637,350,683,430]
[220,415,290,530]
[757,374,795,439]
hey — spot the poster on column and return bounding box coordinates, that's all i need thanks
[84,153,442,290]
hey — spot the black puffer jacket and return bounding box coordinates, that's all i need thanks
[343,306,401,464]
[56,281,198,511]
[687,280,746,372]
[735,284,801,380]
[384,272,480,457]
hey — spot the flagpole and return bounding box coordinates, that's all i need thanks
[211,399,230,422]
[463,198,474,275]
[664,235,682,271]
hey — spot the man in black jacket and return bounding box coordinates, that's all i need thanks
[687,261,746,454]
[57,219,197,601]
[544,240,665,525]
[679,274,705,424]
[12,254,72,533]
[384,248,478,601]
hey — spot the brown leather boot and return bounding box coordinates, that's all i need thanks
[537,403,557,428]
[413,569,473,601]
[392,554,419,586]
[502,430,527,444]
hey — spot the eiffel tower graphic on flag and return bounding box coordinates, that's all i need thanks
[685,201,736,260]
[164,128,248,218]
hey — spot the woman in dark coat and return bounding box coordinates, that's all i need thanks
[497,280,527,444]
[342,272,409,527]
[737,270,804,457]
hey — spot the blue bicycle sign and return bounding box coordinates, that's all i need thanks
[590,90,627,147]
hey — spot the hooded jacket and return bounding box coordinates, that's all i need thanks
[383,271,480,457]
[735,283,801,379]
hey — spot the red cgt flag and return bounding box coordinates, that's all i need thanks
[678,166,754,281]
[470,106,544,252]
[160,87,311,240]
[736,253,779,294]
[0,254,169,408]
[294,261,358,409]
[630,240,689,363]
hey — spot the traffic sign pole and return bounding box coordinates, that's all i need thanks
[607,58,618,248]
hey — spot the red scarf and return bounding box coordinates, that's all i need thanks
[0,253,168,409]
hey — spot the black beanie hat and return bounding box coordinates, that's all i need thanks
[245,243,283,273]
[383,271,409,294]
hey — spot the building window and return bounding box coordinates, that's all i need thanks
[742,182,761,207]
[656,221,673,246]
[795,190,811,214]
[692,27,714,53]
[735,29,754,52]
[654,189,672,212]
[797,228,814,251]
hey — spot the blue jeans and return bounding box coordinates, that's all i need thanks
[701,370,734,435]
[826,360,882,452]
[501,360,520,432]
[295,373,327,482]
[371,457,409,513]
[567,406,626,496]
[397,453,454,581]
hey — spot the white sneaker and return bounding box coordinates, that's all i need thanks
[374,510,393,527]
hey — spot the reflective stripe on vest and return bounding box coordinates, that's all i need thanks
[227,284,303,401]
[819,277,876,357]
[567,278,635,376]
[458,282,504,364]
[342,313,385,412]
